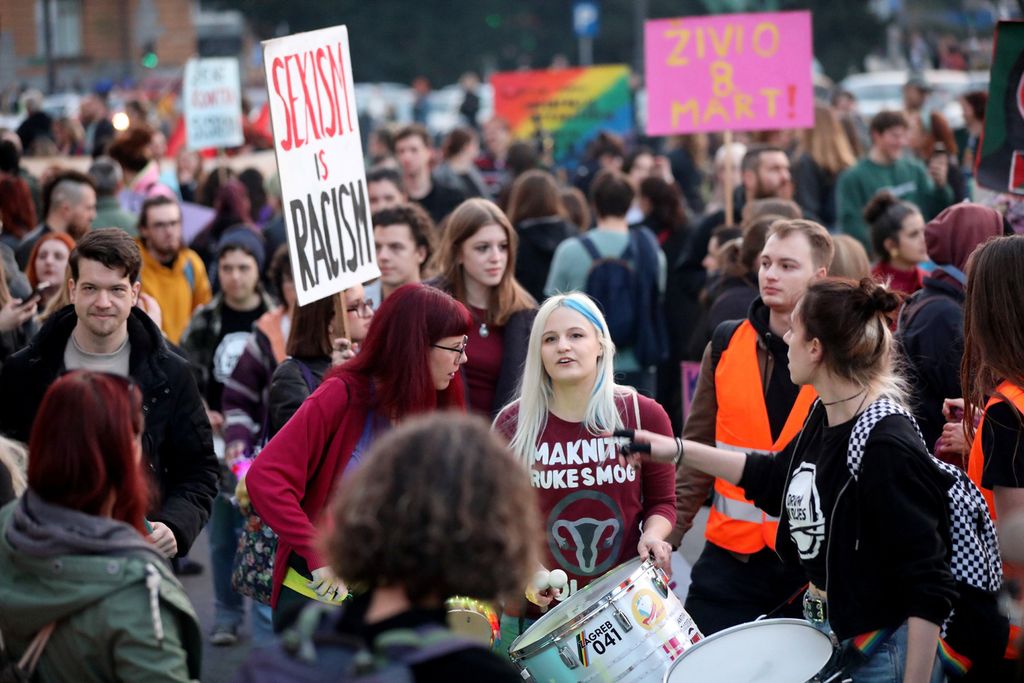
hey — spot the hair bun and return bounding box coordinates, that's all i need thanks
[863,191,899,224]
[856,278,901,316]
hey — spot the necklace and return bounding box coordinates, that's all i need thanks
[822,388,866,406]
[469,305,489,338]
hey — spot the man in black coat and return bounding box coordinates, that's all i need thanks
[0,229,218,557]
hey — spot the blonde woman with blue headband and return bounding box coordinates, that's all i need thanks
[493,292,677,652]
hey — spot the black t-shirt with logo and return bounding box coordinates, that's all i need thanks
[206,303,266,411]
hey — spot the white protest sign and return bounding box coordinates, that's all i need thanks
[262,25,378,306]
[183,57,244,150]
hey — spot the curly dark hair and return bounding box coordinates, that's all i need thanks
[326,412,540,603]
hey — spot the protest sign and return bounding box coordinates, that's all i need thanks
[645,11,814,135]
[183,58,244,150]
[976,21,1024,194]
[262,25,378,306]
[491,65,632,166]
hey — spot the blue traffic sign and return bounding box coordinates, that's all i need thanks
[573,1,600,39]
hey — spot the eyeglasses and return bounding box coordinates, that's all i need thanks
[345,299,375,317]
[431,335,469,357]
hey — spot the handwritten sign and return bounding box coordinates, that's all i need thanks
[491,65,632,166]
[262,25,379,306]
[645,11,814,135]
[183,58,244,150]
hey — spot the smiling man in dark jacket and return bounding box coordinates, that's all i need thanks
[0,228,218,557]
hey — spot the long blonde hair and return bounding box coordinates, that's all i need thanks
[503,293,631,465]
[801,103,856,177]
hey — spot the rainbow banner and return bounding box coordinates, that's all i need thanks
[491,65,633,166]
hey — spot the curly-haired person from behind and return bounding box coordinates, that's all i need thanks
[235,413,537,682]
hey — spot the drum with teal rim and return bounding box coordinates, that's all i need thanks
[508,558,702,682]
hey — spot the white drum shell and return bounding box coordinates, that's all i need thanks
[509,558,702,682]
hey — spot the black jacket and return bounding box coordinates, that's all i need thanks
[0,306,218,555]
[267,355,331,439]
[896,274,964,449]
[739,402,1005,666]
[514,216,577,303]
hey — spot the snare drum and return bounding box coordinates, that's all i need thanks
[663,618,833,683]
[446,596,500,646]
[509,558,703,682]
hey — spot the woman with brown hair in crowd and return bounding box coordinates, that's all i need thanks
[430,198,536,417]
[793,103,857,230]
[866,191,927,296]
[506,170,576,303]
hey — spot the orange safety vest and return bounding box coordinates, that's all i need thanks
[967,380,1024,520]
[706,320,818,554]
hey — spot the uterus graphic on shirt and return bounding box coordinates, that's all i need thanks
[547,490,625,601]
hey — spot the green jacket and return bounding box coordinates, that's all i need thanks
[93,195,139,236]
[0,504,202,682]
[835,156,955,255]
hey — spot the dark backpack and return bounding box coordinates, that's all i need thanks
[579,228,668,366]
[233,603,487,683]
[709,319,745,372]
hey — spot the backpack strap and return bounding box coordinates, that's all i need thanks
[846,399,1003,592]
[846,397,923,481]
[709,319,744,373]
[579,235,601,261]
[291,359,319,393]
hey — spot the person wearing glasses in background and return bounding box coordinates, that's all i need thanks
[267,283,376,439]
[245,283,471,632]
[428,198,536,417]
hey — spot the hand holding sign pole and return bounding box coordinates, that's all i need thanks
[262,25,379,307]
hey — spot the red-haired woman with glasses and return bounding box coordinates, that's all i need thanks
[246,283,471,631]
[0,371,202,682]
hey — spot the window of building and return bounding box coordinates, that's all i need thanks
[35,0,83,58]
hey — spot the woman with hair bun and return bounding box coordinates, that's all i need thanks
[866,191,927,295]
[623,277,1008,683]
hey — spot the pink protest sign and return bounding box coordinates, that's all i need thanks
[645,11,814,135]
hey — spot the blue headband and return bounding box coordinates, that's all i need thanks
[559,298,606,394]
[561,298,605,334]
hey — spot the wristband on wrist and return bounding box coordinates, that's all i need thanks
[673,437,684,466]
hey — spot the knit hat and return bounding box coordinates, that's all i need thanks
[217,225,266,273]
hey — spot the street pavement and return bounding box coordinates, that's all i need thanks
[180,508,710,682]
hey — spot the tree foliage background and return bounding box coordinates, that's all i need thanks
[205,0,885,84]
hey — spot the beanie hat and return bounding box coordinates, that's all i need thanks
[217,225,266,273]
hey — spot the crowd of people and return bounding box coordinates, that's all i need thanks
[0,68,1021,683]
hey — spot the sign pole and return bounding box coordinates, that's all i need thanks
[723,130,734,227]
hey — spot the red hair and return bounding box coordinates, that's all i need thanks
[328,284,471,418]
[25,231,76,289]
[0,177,37,241]
[28,372,150,533]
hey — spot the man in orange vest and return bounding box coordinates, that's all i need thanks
[669,219,833,634]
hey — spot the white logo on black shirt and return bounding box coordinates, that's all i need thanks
[786,463,825,560]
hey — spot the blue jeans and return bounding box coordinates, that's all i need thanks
[210,495,274,641]
[814,621,947,683]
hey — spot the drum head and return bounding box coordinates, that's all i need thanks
[512,557,645,652]
[663,618,833,683]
